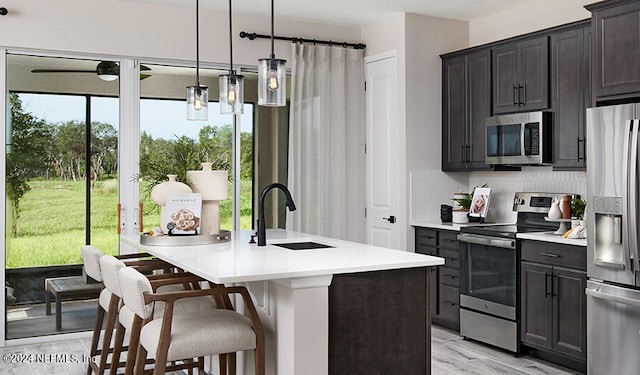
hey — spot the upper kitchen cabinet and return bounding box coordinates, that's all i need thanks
[550,21,591,170]
[441,49,492,171]
[492,36,549,114]
[587,0,640,102]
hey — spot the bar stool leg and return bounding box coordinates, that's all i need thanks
[110,322,127,375]
[95,295,119,374]
[87,303,106,375]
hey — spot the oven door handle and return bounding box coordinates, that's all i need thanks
[457,233,516,249]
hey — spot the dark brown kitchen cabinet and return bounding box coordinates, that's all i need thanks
[493,36,549,114]
[550,22,591,170]
[441,49,492,171]
[520,240,587,373]
[587,0,640,102]
[414,227,460,331]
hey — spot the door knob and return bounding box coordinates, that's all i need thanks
[383,215,396,224]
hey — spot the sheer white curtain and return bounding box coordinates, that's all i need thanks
[286,43,366,242]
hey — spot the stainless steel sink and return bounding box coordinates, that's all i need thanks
[272,241,334,250]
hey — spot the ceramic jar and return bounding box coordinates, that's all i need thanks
[452,210,469,223]
[548,197,562,219]
[453,192,468,210]
[186,163,228,235]
[151,175,193,232]
[561,195,572,219]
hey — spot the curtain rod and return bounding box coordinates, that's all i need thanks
[239,31,366,50]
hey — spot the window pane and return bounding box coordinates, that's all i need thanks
[7,93,87,268]
[89,96,120,254]
[139,99,254,233]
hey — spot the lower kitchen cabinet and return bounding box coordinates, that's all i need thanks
[520,240,586,373]
[415,227,460,331]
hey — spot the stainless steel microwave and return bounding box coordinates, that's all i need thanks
[485,111,551,165]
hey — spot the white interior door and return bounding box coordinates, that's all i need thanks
[365,53,399,249]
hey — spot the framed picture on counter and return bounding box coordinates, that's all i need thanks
[469,187,491,219]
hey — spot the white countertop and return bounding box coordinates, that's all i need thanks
[413,221,586,247]
[121,229,444,284]
[411,221,511,231]
[517,232,586,247]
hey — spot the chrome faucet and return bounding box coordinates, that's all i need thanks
[257,183,296,246]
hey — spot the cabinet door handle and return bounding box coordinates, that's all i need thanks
[577,137,586,162]
[513,85,518,106]
[545,273,552,297]
[518,84,525,105]
[539,252,560,258]
[577,137,582,161]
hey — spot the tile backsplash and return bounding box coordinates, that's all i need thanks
[410,167,586,224]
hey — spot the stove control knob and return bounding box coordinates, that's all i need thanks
[513,198,525,210]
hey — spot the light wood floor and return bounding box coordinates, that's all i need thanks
[432,326,582,375]
[1,323,582,374]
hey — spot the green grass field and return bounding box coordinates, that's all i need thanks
[5,179,253,268]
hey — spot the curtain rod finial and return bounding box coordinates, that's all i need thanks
[239,32,257,40]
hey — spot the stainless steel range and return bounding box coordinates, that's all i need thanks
[457,192,573,353]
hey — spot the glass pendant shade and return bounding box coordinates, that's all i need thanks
[219,73,245,114]
[186,85,209,121]
[258,58,287,106]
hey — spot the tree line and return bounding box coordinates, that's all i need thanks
[6,92,253,237]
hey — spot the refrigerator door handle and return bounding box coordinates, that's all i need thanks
[586,287,640,308]
[629,119,640,271]
[622,120,633,270]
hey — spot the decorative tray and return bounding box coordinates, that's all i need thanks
[140,230,231,246]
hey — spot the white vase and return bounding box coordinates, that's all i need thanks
[548,197,562,219]
[452,210,469,223]
[186,163,228,235]
[151,175,192,232]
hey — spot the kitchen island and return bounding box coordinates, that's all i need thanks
[121,229,444,375]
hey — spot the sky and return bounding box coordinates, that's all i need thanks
[18,93,254,140]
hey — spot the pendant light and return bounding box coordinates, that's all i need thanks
[219,0,244,114]
[257,0,286,107]
[186,0,208,121]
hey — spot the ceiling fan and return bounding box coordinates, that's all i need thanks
[31,61,152,81]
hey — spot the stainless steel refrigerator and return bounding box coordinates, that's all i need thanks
[586,103,640,375]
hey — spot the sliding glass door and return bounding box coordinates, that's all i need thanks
[4,54,121,338]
